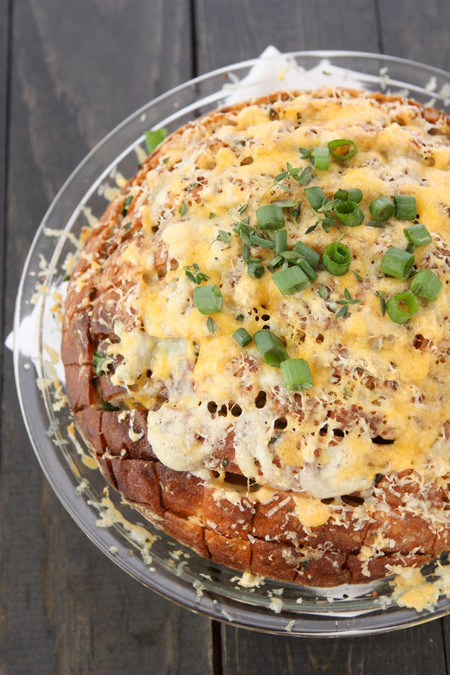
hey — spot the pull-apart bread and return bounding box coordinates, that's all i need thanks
[62,88,450,587]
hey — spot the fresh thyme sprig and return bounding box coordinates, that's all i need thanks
[262,161,312,198]
[335,288,361,319]
[184,263,210,284]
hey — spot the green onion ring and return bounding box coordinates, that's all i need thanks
[386,291,419,324]
[328,139,358,161]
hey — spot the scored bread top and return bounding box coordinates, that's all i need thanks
[63,87,450,583]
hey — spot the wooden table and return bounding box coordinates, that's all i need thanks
[1,1,450,673]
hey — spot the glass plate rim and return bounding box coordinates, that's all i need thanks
[13,49,450,637]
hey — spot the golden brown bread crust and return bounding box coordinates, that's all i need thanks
[63,88,450,587]
[72,403,448,586]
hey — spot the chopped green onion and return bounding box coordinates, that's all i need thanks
[334,189,348,201]
[193,285,223,314]
[403,223,432,248]
[144,127,168,155]
[394,195,417,220]
[207,317,217,333]
[369,196,395,222]
[381,247,415,280]
[334,188,363,203]
[268,255,284,272]
[254,330,288,367]
[272,266,311,295]
[312,146,329,170]
[256,204,285,230]
[410,269,442,300]
[305,186,326,211]
[348,188,363,203]
[232,327,253,347]
[279,250,302,262]
[247,262,265,278]
[386,291,419,324]
[297,258,318,282]
[328,139,358,161]
[292,241,320,270]
[242,244,250,262]
[250,233,276,250]
[180,202,187,216]
[281,358,314,390]
[334,200,364,227]
[275,229,288,254]
[322,242,351,276]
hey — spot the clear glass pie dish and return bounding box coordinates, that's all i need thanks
[13,50,450,637]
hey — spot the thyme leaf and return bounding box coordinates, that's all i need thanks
[184,263,210,284]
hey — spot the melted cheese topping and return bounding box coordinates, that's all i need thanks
[96,88,449,501]
[389,566,440,612]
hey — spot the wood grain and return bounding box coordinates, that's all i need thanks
[39,479,214,675]
[0,1,213,673]
[194,1,450,672]
[378,0,450,70]
[195,0,380,73]
[2,0,450,672]
[221,621,447,675]
[0,0,8,368]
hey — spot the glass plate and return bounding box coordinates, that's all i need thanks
[14,51,450,637]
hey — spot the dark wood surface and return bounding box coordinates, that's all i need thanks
[1,1,450,673]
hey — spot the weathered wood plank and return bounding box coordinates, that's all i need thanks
[0,0,8,351]
[0,1,213,673]
[3,0,450,673]
[380,0,450,663]
[39,480,213,675]
[194,2,449,673]
[378,0,450,70]
[222,621,447,675]
[0,0,8,183]
[195,0,380,73]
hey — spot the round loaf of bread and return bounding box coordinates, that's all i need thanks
[62,88,450,587]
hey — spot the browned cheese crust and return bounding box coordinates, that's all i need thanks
[63,88,450,587]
